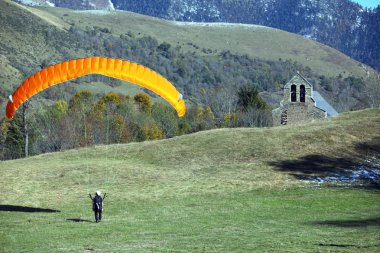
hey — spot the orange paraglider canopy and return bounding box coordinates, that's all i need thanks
[6,57,186,119]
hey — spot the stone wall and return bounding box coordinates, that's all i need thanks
[272,102,326,126]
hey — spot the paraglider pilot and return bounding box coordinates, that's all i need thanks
[89,191,105,223]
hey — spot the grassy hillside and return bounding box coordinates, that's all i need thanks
[0,0,374,84]
[22,2,372,78]
[1,109,379,252]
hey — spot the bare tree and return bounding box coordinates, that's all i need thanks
[208,87,238,126]
[22,100,31,158]
[238,108,273,128]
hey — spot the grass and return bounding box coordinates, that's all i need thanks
[0,109,379,252]
[1,188,379,252]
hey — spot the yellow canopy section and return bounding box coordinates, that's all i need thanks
[6,57,186,119]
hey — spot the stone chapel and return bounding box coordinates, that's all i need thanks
[272,72,328,125]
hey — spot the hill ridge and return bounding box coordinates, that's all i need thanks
[4,0,372,78]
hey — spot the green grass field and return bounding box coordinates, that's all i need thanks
[1,109,379,252]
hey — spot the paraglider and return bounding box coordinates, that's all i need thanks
[5,57,186,119]
[89,191,106,223]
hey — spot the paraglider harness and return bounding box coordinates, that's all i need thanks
[89,193,106,212]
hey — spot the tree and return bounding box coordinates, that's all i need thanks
[1,111,36,160]
[109,114,129,143]
[235,85,272,127]
[237,108,273,128]
[34,100,68,153]
[68,91,94,147]
[203,106,215,130]
[134,93,152,113]
[152,103,178,138]
[207,87,238,127]
[237,85,267,111]
[0,118,10,160]
[143,122,164,140]
[22,100,31,158]
[97,92,125,144]
[177,119,192,135]
[223,113,238,127]
[97,92,123,110]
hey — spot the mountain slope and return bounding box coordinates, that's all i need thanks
[14,0,380,71]
[0,0,377,115]
[2,0,371,78]
[110,0,380,71]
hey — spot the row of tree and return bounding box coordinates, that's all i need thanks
[0,84,272,160]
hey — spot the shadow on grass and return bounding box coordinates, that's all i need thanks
[317,243,357,248]
[316,243,380,249]
[0,205,60,213]
[355,137,380,154]
[268,154,355,178]
[66,218,93,223]
[268,138,380,188]
[313,217,380,227]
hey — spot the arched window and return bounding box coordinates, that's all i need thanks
[291,85,296,102]
[300,85,305,102]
